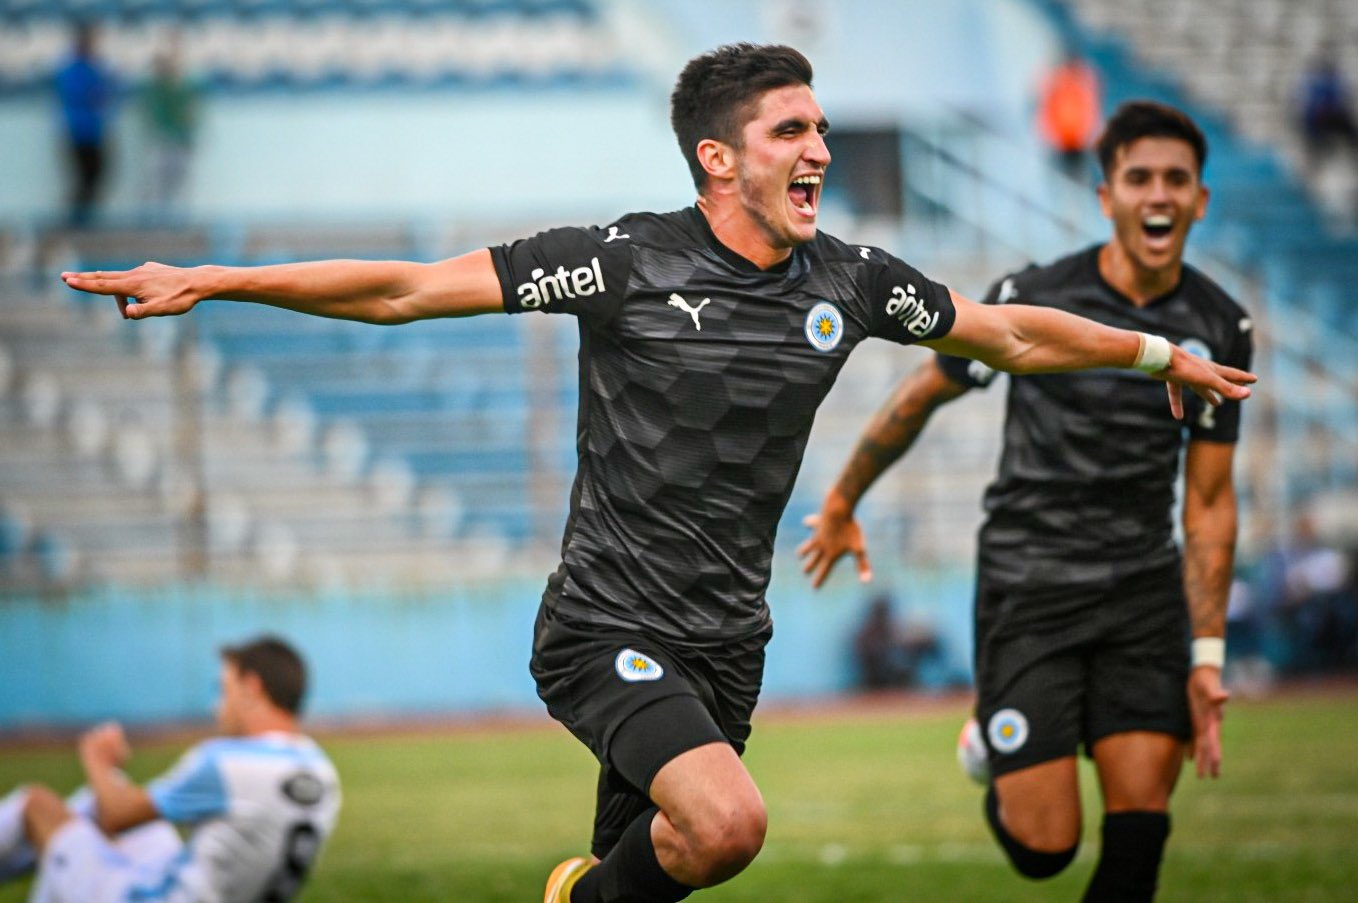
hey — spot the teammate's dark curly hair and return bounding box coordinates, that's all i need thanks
[670,43,814,191]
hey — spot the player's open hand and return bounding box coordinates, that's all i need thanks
[1186,666,1229,778]
[1154,344,1256,421]
[79,721,131,770]
[62,262,205,320]
[798,505,872,589]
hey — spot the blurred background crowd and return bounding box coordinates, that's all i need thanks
[0,0,1355,729]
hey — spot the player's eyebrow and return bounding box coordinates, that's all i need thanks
[771,116,830,135]
[1123,164,1194,180]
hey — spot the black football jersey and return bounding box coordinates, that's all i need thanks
[936,245,1253,588]
[492,206,955,646]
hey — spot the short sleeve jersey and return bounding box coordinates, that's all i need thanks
[145,732,341,903]
[936,245,1253,587]
[491,207,954,646]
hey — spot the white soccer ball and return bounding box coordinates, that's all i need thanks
[956,717,990,785]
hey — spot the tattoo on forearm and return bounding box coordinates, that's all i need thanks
[1183,538,1233,638]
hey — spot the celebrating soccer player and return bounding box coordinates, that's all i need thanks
[62,46,1253,903]
[800,101,1248,901]
[0,636,340,902]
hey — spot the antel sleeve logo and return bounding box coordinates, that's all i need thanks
[885,283,939,337]
[516,257,606,309]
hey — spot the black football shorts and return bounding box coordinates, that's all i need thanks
[530,604,771,857]
[972,562,1192,778]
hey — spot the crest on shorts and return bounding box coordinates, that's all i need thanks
[987,708,1029,754]
[615,648,664,682]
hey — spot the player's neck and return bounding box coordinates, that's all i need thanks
[242,710,301,737]
[696,196,793,270]
[1098,242,1181,307]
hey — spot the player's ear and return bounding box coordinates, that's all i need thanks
[696,138,736,183]
[1193,183,1210,222]
[240,669,268,705]
[1096,180,1112,219]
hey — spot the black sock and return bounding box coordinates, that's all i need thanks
[572,807,693,903]
[983,786,1078,879]
[1080,811,1170,903]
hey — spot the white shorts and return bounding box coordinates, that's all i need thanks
[30,818,186,903]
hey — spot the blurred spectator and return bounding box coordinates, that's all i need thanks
[140,46,200,222]
[1280,517,1356,673]
[1299,49,1358,171]
[852,593,941,690]
[1297,48,1358,225]
[54,23,118,227]
[1036,47,1102,184]
[1251,515,1358,675]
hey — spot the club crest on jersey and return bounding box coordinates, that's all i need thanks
[615,649,664,683]
[1180,338,1212,361]
[805,301,844,352]
[282,772,325,806]
[987,708,1029,754]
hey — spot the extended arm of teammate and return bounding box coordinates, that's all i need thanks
[77,722,160,835]
[1181,440,1238,779]
[924,292,1255,420]
[60,250,506,324]
[798,358,969,588]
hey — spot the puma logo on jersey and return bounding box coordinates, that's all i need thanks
[668,293,711,330]
[858,246,871,259]
[884,283,939,337]
[604,225,630,243]
[515,257,606,309]
[998,278,1019,303]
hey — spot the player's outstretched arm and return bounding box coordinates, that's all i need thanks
[60,249,505,324]
[1182,440,1237,778]
[924,292,1256,420]
[799,358,969,589]
[77,722,159,835]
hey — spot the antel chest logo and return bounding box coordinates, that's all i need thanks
[805,301,844,352]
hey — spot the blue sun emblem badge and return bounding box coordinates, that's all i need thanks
[987,708,1030,754]
[615,648,664,682]
[804,301,844,352]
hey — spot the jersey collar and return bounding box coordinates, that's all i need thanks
[1091,243,1184,308]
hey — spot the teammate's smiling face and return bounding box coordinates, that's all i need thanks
[732,84,831,250]
[1099,136,1207,277]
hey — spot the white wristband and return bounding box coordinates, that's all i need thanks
[1191,637,1226,669]
[1133,333,1173,374]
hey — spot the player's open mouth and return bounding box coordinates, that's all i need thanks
[1141,214,1174,248]
[789,173,822,218]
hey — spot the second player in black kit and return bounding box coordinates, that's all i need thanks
[802,101,1251,903]
[939,244,1251,777]
[62,49,1256,903]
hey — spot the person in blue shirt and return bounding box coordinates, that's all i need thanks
[54,23,118,226]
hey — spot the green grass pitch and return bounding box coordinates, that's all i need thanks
[2,692,1356,901]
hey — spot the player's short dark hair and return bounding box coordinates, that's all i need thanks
[1095,100,1207,180]
[670,43,815,191]
[221,635,308,715]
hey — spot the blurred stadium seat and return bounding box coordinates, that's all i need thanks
[0,0,631,94]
